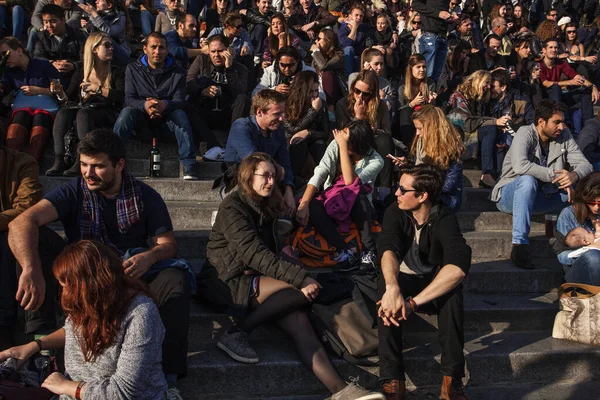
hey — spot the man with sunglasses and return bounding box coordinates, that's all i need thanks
[377,163,471,400]
[491,100,592,269]
[252,46,318,97]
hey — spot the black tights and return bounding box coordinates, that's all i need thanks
[240,277,346,394]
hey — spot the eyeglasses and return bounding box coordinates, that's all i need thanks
[398,186,418,195]
[567,30,577,34]
[279,61,297,68]
[0,50,8,57]
[254,173,276,181]
[353,87,372,99]
[585,201,600,206]
[231,23,243,29]
[412,20,422,24]
[98,42,113,49]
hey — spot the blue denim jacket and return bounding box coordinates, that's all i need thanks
[224,116,294,187]
[556,206,595,265]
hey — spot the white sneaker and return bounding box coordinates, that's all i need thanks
[203,146,225,161]
[166,387,183,400]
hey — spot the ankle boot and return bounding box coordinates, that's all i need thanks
[29,125,51,162]
[46,155,66,176]
[63,154,81,177]
[440,376,468,400]
[510,244,534,269]
[381,379,406,400]
[5,123,27,151]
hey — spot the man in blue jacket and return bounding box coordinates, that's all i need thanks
[113,32,197,180]
[164,14,204,67]
[337,4,370,74]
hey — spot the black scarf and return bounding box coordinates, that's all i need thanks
[373,27,393,45]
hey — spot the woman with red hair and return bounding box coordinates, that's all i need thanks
[0,241,168,399]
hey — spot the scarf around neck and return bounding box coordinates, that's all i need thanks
[80,171,143,255]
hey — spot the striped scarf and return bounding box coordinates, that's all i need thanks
[80,171,143,256]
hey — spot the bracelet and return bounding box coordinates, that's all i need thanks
[406,296,419,312]
[34,339,43,352]
[75,381,85,400]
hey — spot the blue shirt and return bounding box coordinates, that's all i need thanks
[164,30,194,66]
[224,115,294,187]
[556,205,596,265]
[1,58,61,92]
[207,27,253,56]
[44,177,173,252]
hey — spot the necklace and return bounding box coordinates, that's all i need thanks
[167,10,177,26]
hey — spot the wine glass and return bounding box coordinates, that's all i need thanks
[212,86,222,112]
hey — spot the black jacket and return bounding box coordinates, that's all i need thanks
[204,191,307,309]
[288,4,337,42]
[577,118,600,164]
[124,54,186,114]
[64,66,125,108]
[245,9,274,33]
[33,25,86,70]
[185,54,248,101]
[378,204,472,275]
[411,0,450,35]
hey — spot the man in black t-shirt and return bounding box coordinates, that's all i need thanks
[376,164,471,400]
[7,130,190,399]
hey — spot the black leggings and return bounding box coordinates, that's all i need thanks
[52,107,120,155]
[288,139,328,178]
[308,192,377,253]
[374,133,396,188]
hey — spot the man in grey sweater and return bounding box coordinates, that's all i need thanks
[491,100,592,269]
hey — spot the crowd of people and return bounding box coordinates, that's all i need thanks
[2,0,600,398]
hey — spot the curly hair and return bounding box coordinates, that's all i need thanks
[456,70,491,102]
[535,19,559,42]
[53,241,153,362]
[347,70,380,128]
[285,70,319,125]
[411,105,464,169]
[237,152,284,219]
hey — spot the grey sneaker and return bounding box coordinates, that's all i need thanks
[332,382,386,400]
[182,165,198,180]
[217,330,259,364]
[165,387,183,400]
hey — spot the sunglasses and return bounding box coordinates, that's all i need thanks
[567,30,577,34]
[232,23,243,29]
[398,186,418,195]
[0,50,9,57]
[586,201,600,206]
[412,20,422,24]
[353,87,372,98]
[279,61,297,68]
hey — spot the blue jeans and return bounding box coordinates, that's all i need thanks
[546,84,594,124]
[496,175,569,244]
[27,27,38,52]
[0,5,26,38]
[478,125,500,175]
[564,250,600,285]
[113,107,196,166]
[140,10,155,36]
[592,161,600,171]
[343,46,358,75]
[419,32,448,83]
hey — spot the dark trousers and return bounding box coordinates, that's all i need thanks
[377,271,465,381]
[308,192,377,253]
[546,84,594,123]
[321,71,344,108]
[187,93,251,149]
[250,24,267,56]
[0,231,17,328]
[53,107,120,155]
[288,138,328,178]
[8,227,66,334]
[478,125,501,175]
[374,133,396,188]
[145,268,191,377]
[397,107,416,150]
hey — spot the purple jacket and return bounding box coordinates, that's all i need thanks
[317,176,372,232]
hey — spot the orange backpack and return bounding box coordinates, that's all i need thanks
[287,222,382,268]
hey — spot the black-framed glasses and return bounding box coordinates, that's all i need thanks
[412,20,422,24]
[254,173,276,181]
[353,87,372,99]
[279,61,297,68]
[398,186,418,195]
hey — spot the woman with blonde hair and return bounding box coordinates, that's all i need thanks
[336,69,395,199]
[47,32,125,176]
[393,105,464,211]
[397,53,437,146]
[448,70,508,188]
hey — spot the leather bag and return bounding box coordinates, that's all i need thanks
[552,283,600,346]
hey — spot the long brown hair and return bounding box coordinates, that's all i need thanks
[348,70,380,128]
[404,53,429,101]
[316,29,343,63]
[573,172,600,224]
[53,241,153,362]
[535,20,559,42]
[267,14,291,60]
[237,152,284,219]
[285,70,319,124]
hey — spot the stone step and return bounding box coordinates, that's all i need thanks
[40,176,223,202]
[199,381,600,400]
[189,292,558,343]
[178,331,600,398]
[458,211,547,233]
[172,230,554,260]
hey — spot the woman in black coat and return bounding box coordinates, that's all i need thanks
[202,152,382,400]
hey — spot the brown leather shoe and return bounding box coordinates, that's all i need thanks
[381,379,406,400]
[440,376,468,400]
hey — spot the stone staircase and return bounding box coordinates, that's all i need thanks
[38,141,600,399]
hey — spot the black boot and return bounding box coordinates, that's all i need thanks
[45,155,66,176]
[62,160,81,177]
[510,244,534,269]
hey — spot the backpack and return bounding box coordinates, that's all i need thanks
[287,222,382,268]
